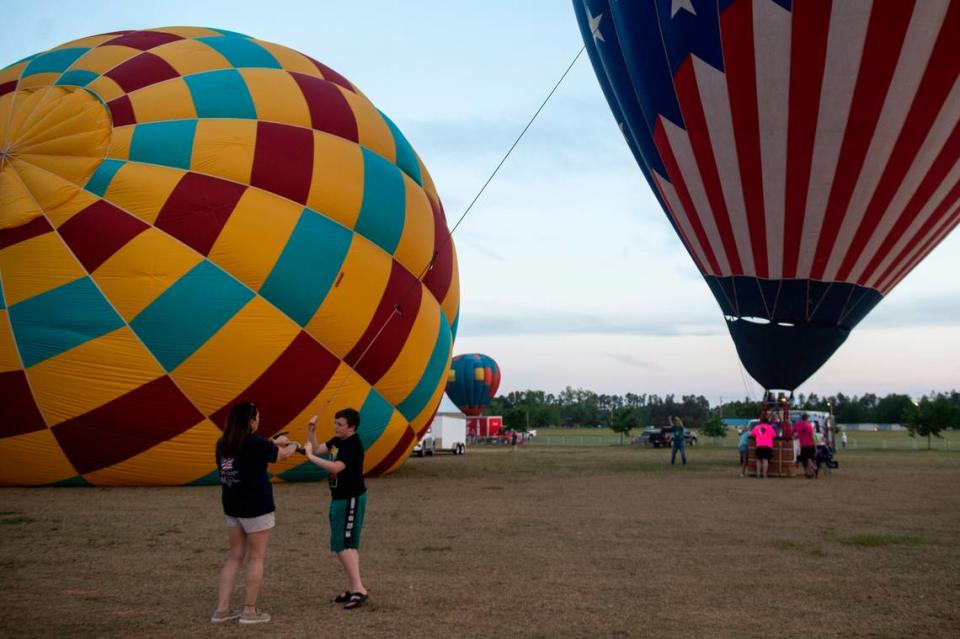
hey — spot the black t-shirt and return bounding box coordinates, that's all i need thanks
[217,434,279,518]
[325,434,366,500]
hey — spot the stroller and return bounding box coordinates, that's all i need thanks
[815,445,839,476]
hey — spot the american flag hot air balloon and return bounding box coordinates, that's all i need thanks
[574,0,959,390]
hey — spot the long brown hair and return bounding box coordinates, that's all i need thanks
[217,402,257,458]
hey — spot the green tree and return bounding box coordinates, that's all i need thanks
[701,414,727,440]
[905,395,956,449]
[874,393,914,424]
[608,406,638,445]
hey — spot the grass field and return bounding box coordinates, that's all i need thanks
[529,427,960,450]
[2,445,958,638]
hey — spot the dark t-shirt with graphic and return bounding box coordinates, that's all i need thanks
[217,434,278,518]
[325,433,366,500]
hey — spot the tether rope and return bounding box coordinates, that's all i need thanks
[318,43,590,415]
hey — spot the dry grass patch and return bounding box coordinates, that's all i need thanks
[836,533,926,547]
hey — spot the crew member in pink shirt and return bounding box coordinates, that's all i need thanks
[751,418,777,479]
[793,413,817,478]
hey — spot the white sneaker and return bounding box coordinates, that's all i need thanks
[210,609,241,623]
[239,609,271,624]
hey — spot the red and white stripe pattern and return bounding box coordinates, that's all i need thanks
[646,0,958,296]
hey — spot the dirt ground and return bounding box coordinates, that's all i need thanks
[1,446,958,638]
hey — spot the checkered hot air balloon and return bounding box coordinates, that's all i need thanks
[575,0,959,390]
[446,354,500,417]
[0,27,459,486]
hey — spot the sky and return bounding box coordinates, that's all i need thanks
[3,1,958,405]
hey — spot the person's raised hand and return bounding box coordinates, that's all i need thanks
[307,415,318,434]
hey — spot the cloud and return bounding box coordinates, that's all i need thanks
[604,352,661,371]
[859,292,960,329]
[460,238,507,262]
[406,95,632,169]
[455,290,960,340]
[457,309,725,338]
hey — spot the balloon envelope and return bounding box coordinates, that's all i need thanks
[0,27,460,485]
[446,354,501,417]
[574,0,959,389]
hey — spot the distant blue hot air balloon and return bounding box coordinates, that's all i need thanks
[446,354,501,416]
[574,0,959,390]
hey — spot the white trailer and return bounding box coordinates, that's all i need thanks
[413,412,467,456]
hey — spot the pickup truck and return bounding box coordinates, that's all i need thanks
[632,427,697,448]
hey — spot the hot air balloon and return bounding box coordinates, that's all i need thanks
[446,354,500,417]
[0,27,460,486]
[574,0,959,390]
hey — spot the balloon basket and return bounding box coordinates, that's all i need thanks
[746,439,799,478]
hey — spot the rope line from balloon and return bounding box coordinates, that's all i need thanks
[317,43,591,418]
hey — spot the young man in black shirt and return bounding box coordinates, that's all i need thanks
[304,408,369,609]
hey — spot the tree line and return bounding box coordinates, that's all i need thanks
[488,388,960,437]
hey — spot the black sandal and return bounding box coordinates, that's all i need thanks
[343,592,368,609]
[333,591,352,603]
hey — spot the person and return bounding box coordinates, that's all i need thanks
[737,427,751,477]
[793,413,816,479]
[780,418,797,463]
[815,431,832,476]
[670,416,687,466]
[750,418,776,478]
[304,409,369,610]
[213,402,300,624]
[841,431,848,449]
[768,409,784,438]
[511,431,518,450]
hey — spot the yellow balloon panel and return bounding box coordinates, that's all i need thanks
[26,327,164,427]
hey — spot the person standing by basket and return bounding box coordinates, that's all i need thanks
[750,418,776,479]
[793,413,817,479]
[737,427,751,477]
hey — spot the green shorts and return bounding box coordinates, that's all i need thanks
[329,493,366,553]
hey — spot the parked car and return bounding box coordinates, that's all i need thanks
[632,427,668,448]
[412,431,435,457]
[632,427,697,447]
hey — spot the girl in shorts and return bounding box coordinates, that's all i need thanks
[212,402,299,624]
[751,419,776,479]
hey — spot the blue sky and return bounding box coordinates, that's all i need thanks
[4,1,958,403]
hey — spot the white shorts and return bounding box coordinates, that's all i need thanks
[225,512,275,534]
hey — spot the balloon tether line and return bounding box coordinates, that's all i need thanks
[317,43,589,419]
